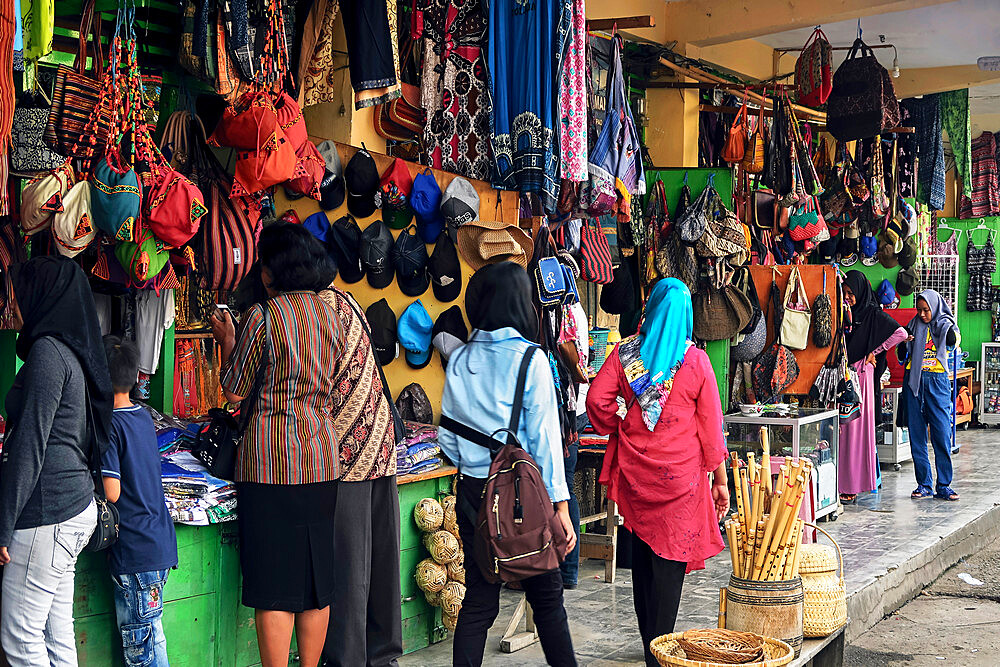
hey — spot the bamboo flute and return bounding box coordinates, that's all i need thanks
[733,458,747,537]
[782,518,805,580]
[761,477,804,579]
[739,468,752,537]
[726,520,741,574]
[751,491,780,579]
[752,520,765,578]
[767,480,807,580]
[760,428,772,495]
[743,526,756,579]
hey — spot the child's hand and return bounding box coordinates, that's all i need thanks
[0,546,10,565]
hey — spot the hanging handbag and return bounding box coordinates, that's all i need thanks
[203,174,262,291]
[90,154,142,242]
[697,206,750,266]
[742,101,766,174]
[827,37,901,142]
[764,97,792,196]
[752,278,800,401]
[812,271,833,348]
[731,267,767,362]
[788,196,827,241]
[678,174,722,245]
[578,220,614,284]
[795,27,833,107]
[193,305,271,481]
[722,93,749,163]
[11,69,64,173]
[692,271,753,342]
[20,161,75,236]
[870,137,891,217]
[780,265,812,350]
[44,0,111,158]
[83,390,119,552]
[374,82,426,142]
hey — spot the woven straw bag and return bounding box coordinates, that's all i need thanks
[650,630,793,667]
[800,523,847,637]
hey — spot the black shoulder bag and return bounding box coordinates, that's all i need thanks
[193,303,271,481]
[84,390,119,552]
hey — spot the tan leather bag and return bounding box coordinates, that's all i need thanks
[742,101,766,174]
[722,94,749,163]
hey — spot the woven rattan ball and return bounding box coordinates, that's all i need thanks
[442,613,458,633]
[424,530,460,564]
[441,495,456,514]
[415,558,448,593]
[424,589,442,607]
[440,581,466,617]
[413,498,444,532]
[447,561,466,585]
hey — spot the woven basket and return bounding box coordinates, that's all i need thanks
[651,631,793,667]
[415,559,448,593]
[414,498,445,532]
[440,581,466,616]
[801,523,847,638]
[424,530,461,564]
[798,543,838,575]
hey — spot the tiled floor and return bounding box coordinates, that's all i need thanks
[399,429,1000,666]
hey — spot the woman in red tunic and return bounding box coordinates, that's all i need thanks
[587,278,729,666]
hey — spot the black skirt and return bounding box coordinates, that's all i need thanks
[236,480,338,612]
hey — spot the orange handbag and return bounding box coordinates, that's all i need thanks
[722,94,749,163]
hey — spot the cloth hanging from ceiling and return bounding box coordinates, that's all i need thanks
[558,0,587,182]
[896,104,917,198]
[959,131,1000,218]
[939,89,972,197]
[902,96,946,212]
[20,0,52,61]
[487,0,571,214]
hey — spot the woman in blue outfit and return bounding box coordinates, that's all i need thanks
[898,289,960,501]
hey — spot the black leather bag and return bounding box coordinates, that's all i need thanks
[83,390,118,553]
[193,304,271,480]
[827,38,901,142]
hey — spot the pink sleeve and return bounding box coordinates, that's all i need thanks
[874,327,908,356]
[693,351,728,472]
[586,345,625,437]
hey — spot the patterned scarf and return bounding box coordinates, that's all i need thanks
[618,334,693,431]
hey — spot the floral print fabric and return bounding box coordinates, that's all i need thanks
[558,0,587,182]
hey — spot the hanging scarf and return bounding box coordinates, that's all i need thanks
[906,289,957,396]
[620,278,694,430]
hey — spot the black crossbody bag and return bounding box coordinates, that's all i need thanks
[84,388,118,552]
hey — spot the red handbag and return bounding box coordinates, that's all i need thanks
[209,91,282,151]
[274,92,308,150]
[795,27,833,107]
[373,83,426,142]
[284,140,325,200]
[145,165,208,248]
[233,134,297,197]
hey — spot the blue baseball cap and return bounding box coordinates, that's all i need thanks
[302,211,331,243]
[860,235,878,266]
[411,169,444,243]
[397,300,434,369]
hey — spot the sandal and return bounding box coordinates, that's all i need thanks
[839,493,857,504]
[935,486,960,501]
[911,486,933,499]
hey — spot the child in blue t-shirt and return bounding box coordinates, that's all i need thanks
[101,337,178,667]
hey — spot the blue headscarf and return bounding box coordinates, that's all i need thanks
[639,278,694,383]
[907,289,958,395]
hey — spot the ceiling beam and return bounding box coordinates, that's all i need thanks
[893,65,1000,99]
[662,0,960,47]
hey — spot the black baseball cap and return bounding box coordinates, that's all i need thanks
[432,305,468,367]
[317,140,346,211]
[365,298,398,366]
[360,220,395,289]
[327,215,365,283]
[392,225,430,297]
[428,232,462,303]
[345,147,382,219]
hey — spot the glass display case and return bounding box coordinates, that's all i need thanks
[877,387,911,469]
[981,343,1000,426]
[724,408,839,521]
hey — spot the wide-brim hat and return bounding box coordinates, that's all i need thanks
[455,219,533,270]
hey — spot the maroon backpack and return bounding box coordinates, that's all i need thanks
[441,347,570,583]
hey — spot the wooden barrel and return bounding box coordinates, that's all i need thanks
[724,575,804,656]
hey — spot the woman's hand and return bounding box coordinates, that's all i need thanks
[906,335,915,342]
[210,309,235,345]
[0,546,9,565]
[866,353,877,367]
[555,501,577,555]
[712,483,730,523]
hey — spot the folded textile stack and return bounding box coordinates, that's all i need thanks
[399,421,443,477]
[161,452,237,525]
[578,430,610,450]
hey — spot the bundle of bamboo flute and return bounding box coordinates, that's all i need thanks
[725,427,812,582]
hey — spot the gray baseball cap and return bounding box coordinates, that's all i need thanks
[441,177,479,230]
[317,141,345,211]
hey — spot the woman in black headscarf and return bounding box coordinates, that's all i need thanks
[439,262,577,667]
[0,256,112,666]
[839,270,907,504]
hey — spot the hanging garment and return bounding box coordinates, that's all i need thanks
[340,0,400,109]
[959,132,1000,218]
[416,0,493,181]
[136,290,176,375]
[940,89,972,198]
[902,96,946,212]
[298,0,340,107]
[20,0,53,61]
[966,236,996,312]
[896,104,917,198]
[558,0,587,182]
[487,0,571,213]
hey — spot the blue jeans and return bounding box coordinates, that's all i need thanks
[112,569,170,667]
[560,428,583,587]
[905,371,954,491]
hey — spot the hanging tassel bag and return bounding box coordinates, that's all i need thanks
[578,220,614,284]
[752,276,800,401]
[812,270,834,348]
[780,265,812,350]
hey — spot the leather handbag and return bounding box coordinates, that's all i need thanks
[780,266,812,350]
[722,94,749,163]
[44,0,110,158]
[579,221,614,284]
[693,272,753,342]
[374,82,426,142]
[795,27,833,107]
[827,37,901,142]
[751,188,779,231]
[752,279,800,401]
[83,391,118,553]
[742,101,766,174]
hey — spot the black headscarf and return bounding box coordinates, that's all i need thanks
[465,262,538,341]
[844,270,901,367]
[11,257,113,454]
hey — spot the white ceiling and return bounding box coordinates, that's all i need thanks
[757,0,1000,73]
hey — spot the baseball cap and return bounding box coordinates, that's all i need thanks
[365,298,398,366]
[380,158,414,229]
[392,225,430,297]
[345,147,382,219]
[876,279,898,307]
[860,235,878,266]
[878,236,899,269]
[316,140,346,211]
[428,232,462,303]
[898,236,917,269]
[411,169,444,243]
[441,177,479,233]
[839,234,859,267]
[398,300,434,369]
[360,220,395,289]
[432,305,468,366]
[327,215,365,283]
[817,237,839,264]
[897,266,919,296]
[302,211,331,244]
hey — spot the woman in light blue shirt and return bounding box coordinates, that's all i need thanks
[440,262,577,667]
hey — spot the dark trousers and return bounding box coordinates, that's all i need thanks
[322,476,403,667]
[630,530,686,667]
[559,441,581,587]
[453,476,577,667]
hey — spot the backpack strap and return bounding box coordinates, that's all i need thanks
[440,345,539,457]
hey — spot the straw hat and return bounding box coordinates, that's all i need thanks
[456,218,533,270]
